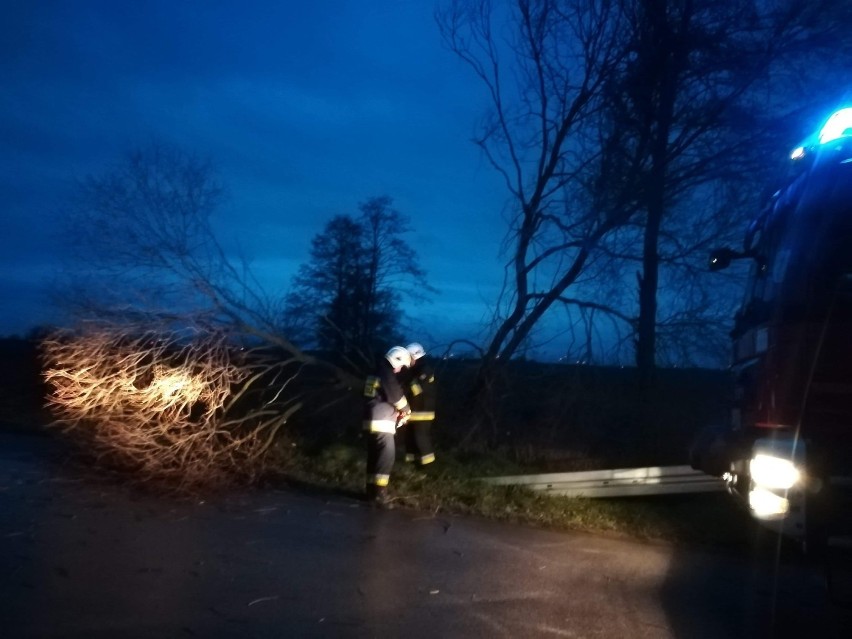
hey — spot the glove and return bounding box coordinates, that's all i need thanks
[397,407,411,428]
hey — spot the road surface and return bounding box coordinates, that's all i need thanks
[1,432,848,638]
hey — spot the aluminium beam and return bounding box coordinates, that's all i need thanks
[481,464,725,498]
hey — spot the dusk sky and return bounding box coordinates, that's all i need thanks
[1,1,511,351]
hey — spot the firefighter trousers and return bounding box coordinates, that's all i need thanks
[364,401,398,489]
[366,432,395,489]
[403,417,435,466]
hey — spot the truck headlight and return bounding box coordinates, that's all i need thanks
[748,487,790,517]
[749,453,801,490]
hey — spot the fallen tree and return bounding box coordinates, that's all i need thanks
[41,324,305,492]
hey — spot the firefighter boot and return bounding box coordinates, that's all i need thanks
[418,453,437,469]
[369,485,394,510]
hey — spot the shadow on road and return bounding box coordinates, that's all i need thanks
[660,517,852,638]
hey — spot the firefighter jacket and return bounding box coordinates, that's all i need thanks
[363,357,409,433]
[403,359,437,422]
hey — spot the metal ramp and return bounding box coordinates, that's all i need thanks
[481,464,725,498]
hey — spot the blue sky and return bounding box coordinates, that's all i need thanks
[1,1,510,351]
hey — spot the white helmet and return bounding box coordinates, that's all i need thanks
[406,342,426,360]
[385,346,412,370]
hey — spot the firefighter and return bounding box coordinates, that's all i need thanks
[363,345,412,507]
[401,342,437,467]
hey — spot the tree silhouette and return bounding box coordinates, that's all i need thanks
[440,0,852,374]
[437,0,632,375]
[595,0,852,376]
[283,196,431,365]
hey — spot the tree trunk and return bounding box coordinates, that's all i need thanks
[636,205,661,377]
[634,0,682,382]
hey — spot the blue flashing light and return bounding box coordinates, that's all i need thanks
[818,107,852,144]
[790,146,806,160]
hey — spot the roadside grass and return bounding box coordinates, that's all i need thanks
[277,442,758,549]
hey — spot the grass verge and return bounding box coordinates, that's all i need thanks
[275,441,758,549]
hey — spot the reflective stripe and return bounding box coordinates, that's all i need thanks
[365,419,396,434]
[368,474,390,487]
[393,397,409,411]
[404,453,416,463]
[410,381,423,396]
[408,412,435,421]
[363,375,380,398]
[420,453,436,465]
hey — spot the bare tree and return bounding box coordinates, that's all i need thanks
[441,0,852,380]
[437,0,632,374]
[57,144,357,371]
[595,0,852,375]
[62,145,281,340]
[580,182,756,368]
[47,144,359,488]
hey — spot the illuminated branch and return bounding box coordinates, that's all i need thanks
[41,326,303,492]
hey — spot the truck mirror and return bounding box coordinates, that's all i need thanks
[709,248,735,271]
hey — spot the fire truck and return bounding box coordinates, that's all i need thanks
[691,107,852,597]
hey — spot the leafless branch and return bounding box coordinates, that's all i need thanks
[41,324,306,492]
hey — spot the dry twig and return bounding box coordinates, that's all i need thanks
[41,326,302,492]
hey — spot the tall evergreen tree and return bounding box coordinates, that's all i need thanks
[283,196,431,364]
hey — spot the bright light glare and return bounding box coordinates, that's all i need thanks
[818,108,852,144]
[790,146,805,160]
[749,487,789,518]
[750,453,801,489]
[151,368,204,403]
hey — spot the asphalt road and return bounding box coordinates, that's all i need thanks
[1,432,849,639]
